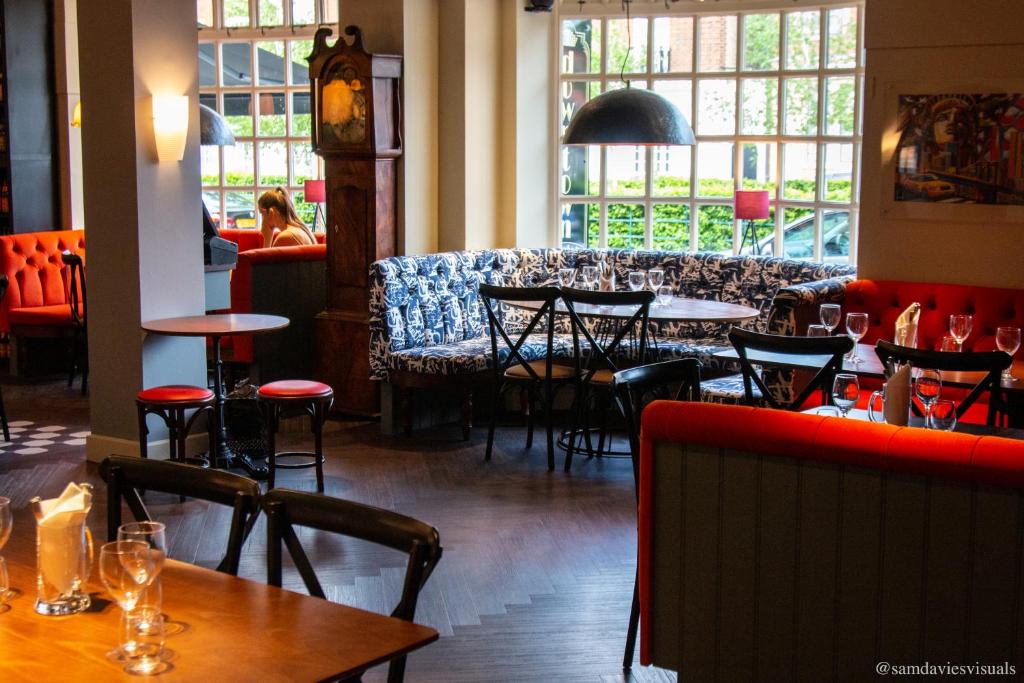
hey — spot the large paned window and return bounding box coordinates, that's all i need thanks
[558,3,863,264]
[197,0,338,229]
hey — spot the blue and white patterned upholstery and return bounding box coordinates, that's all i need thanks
[369,249,856,381]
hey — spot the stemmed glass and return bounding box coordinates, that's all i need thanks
[647,269,664,291]
[99,540,155,669]
[557,268,575,288]
[0,497,10,606]
[820,304,841,336]
[627,272,646,292]
[580,266,598,291]
[996,326,1021,381]
[832,373,859,417]
[949,314,973,351]
[117,522,166,621]
[656,286,673,307]
[915,369,942,426]
[845,312,869,364]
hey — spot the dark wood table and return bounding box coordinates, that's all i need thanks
[142,314,290,474]
[0,524,437,681]
[515,296,760,324]
[803,405,1024,440]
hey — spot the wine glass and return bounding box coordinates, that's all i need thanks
[845,312,869,364]
[928,399,958,431]
[627,271,646,292]
[580,266,598,291]
[949,314,973,351]
[647,269,664,291]
[820,304,841,336]
[124,607,167,675]
[996,326,1021,381]
[940,335,959,352]
[656,286,673,307]
[99,540,154,661]
[557,268,575,288]
[832,373,859,417]
[914,369,942,425]
[117,522,166,619]
[807,324,828,337]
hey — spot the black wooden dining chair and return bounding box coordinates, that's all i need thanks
[612,358,702,670]
[61,251,87,395]
[709,327,854,410]
[479,283,582,470]
[100,455,262,575]
[265,488,442,683]
[875,340,1011,425]
[561,287,655,471]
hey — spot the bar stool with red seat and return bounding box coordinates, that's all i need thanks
[136,385,216,465]
[257,379,333,492]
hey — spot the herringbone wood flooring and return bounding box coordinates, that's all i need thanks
[0,379,676,682]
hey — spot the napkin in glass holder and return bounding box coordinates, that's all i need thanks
[31,482,93,616]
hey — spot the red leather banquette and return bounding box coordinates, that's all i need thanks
[0,229,86,333]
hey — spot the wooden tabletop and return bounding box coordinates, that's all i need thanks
[142,313,290,337]
[513,297,760,323]
[0,525,438,682]
[715,343,1024,394]
[802,406,1024,440]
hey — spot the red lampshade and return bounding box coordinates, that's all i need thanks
[734,190,770,220]
[303,179,326,203]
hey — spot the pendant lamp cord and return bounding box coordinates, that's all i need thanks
[620,0,632,87]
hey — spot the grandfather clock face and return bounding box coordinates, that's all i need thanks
[320,60,367,147]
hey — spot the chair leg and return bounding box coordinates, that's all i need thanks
[563,383,584,473]
[544,381,555,472]
[400,387,413,437]
[312,401,325,493]
[623,569,640,669]
[522,386,534,449]
[266,405,278,489]
[0,384,9,442]
[485,380,501,462]
[137,405,150,460]
[460,391,473,441]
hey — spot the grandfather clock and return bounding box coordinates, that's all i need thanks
[309,26,401,415]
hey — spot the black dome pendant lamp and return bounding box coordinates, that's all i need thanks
[562,0,695,146]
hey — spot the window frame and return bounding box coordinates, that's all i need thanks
[198,0,338,230]
[553,1,864,264]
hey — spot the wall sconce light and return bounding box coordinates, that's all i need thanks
[71,101,82,128]
[152,94,189,162]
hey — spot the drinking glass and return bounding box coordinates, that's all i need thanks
[807,324,828,337]
[832,373,859,417]
[928,399,958,431]
[820,304,842,335]
[647,269,665,290]
[656,286,673,307]
[940,335,959,352]
[627,271,646,292]
[580,266,598,291]
[117,522,166,618]
[845,312,869,364]
[123,607,167,675]
[557,268,575,288]
[996,326,1021,381]
[914,369,942,425]
[100,541,154,661]
[949,314,973,351]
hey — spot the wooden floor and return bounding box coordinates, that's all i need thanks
[0,378,676,682]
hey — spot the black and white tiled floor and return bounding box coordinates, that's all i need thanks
[0,421,89,455]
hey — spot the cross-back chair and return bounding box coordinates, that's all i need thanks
[875,340,1011,425]
[728,327,853,410]
[561,287,655,470]
[100,455,262,575]
[478,283,581,470]
[61,251,87,395]
[264,488,442,683]
[612,358,702,670]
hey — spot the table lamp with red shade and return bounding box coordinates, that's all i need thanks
[303,179,326,233]
[734,189,770,255]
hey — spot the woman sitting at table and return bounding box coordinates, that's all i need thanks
[258,187,317,248]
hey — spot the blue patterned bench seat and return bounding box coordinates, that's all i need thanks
[369,248,855,383]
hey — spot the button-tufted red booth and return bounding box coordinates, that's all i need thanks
[783,279,1024,421]
[0,230,86,372]
[638,401,1024,675]
[369,248,855,435]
